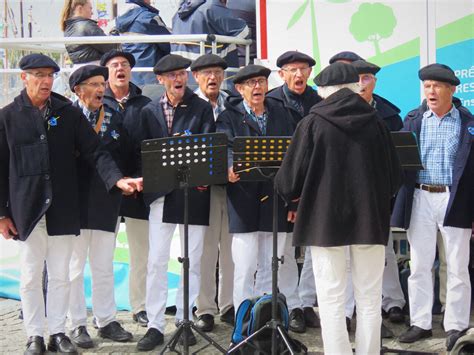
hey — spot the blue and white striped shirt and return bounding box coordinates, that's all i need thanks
[417,105,461,185]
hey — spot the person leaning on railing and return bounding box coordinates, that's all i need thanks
[60,0,119,66]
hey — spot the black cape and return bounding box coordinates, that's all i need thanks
[275,88,402,247]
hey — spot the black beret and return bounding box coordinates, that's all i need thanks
[19,53,60,72]
[233,64,271,84]
[328,51,364,64]
[418,63,460,86]
[352,60,380,75]
[276,51,316,68]
[153,54,191,74]
[100,50,136,68]
[69,65,109,93]
[313,62,359,86]
[190,54,228,71]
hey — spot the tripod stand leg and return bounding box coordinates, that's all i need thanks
[189,323,227,353]
[160,324,185,354]
[276,324,295,355]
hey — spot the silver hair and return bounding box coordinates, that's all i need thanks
[317,82,360,99]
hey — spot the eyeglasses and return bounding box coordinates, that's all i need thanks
[360,74,375,84]
[199,69,224,77]
[244,78,267,88]
[80,82,107,89]
[26,71,57,79]
[281,67,311,75]
[108,61,131,69]
[163,70,187,80]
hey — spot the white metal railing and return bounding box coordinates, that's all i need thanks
[0,34,253,65]
[0,34,253,108]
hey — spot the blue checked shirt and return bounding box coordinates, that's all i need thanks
[160,94,177,134]
[243,100,268,135]
[417,105,461,186]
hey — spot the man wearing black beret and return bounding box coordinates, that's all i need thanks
[275,62,402,354]
[392,63,473,351]
[216,64,296,316]
[101,50,153,328]
[68,64,136,348]
[190,54,235,332]
[0,54,142,355]
[329,50,364,64]
[136,54,215,351]
[266,50,322,333]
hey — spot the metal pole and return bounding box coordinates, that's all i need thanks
[19,0,23,38]
[271,181,278,355]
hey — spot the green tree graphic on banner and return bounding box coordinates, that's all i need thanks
[287,0,351,75]
[350,3,397,55]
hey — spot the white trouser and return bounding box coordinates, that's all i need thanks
[407,189,471,331]
[312,245,384,355]
[278,233,302,311]
[124,217,149,314]
[344,247,356,319]
[196,186,234,317]
[436,231,447,309]
[254,237,272,296]
[69,229,117,328]
[298,247,317,308]
[146,197,206,332]
[19,217,74,337]
[382,231,406,311]
[233,232,298,312]
[345,232,406,317]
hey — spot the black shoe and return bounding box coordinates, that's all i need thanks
[220,306,235,325]
[346,317,351,332]
[137,328,164,351]
[381,323,394,338]
[98,321,133,342]
[303,307,320,328]
[289,308,306,333]
[47,333,78,354]
[387,306,405,323]
[398,326,432,343]
[196,314,214,332]
[446,329,468,351]
[179,327,197,346]
[70,325,94,349]
[132,311,149,327]
[24,336,45,355]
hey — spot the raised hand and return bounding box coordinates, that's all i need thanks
[228,167,240,183]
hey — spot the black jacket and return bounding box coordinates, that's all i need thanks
[73,102,132,232]
[64,17,119,64]
[373,93,403,132]
[103,83,151,220]
[137,88,215,225]
[0,90,123,241]
[266,84,322,129]
[275,89,402,247]
[216,95,295,233]
[391,97,474,229]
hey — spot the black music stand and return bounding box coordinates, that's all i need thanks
[141,132,228,355]
[227,137,304,355]
[381,132,435,354]
[391,131,424,170]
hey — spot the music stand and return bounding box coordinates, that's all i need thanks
[227,137,303,355]
[141,132,228,355]
[381,132,434,355]
[391,131,424,170]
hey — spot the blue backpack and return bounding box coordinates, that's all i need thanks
[230,293,306,354]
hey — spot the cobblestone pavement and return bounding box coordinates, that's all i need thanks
[1,298,472,354]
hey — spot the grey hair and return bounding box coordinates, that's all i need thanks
[317,82,360,99]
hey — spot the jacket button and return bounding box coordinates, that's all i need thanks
[44,174,50,180]
[45,198,50,204]
[40,134,46,140]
